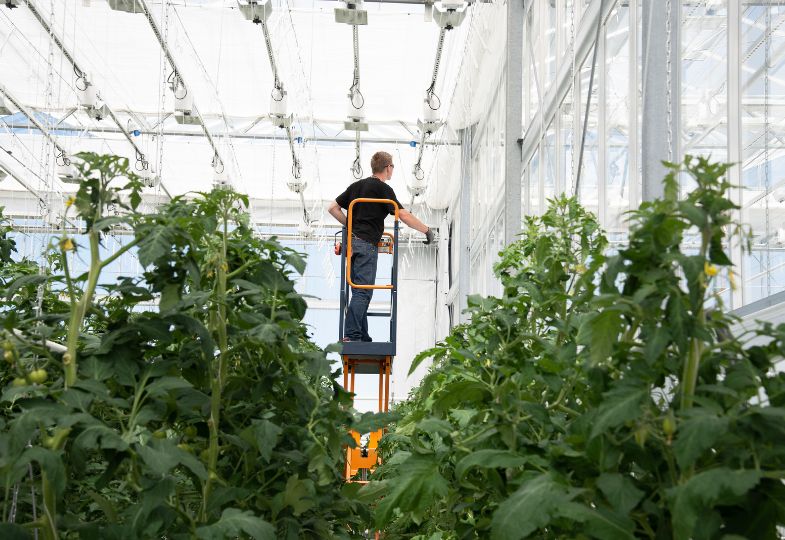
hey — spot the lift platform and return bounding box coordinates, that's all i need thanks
[339,198,399,483]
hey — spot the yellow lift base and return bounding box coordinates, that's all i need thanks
[343,355,392,482]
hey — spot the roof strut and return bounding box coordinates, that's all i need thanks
[0,84,65,156]
[138,0,227,182]
[574,0,604,196]
[255,1,308,221]
[19,0,172,198]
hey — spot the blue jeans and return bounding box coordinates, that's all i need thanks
[345,237,378,341]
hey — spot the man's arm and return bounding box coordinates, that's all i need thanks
[399,209,429,233]
[328,200,347,226]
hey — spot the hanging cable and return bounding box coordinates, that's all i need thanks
[574,0,604,196]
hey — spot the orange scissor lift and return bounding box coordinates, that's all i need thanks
[339,199,399,484]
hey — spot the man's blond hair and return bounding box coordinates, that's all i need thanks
[370,152,393,174]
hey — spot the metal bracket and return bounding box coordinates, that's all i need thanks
[433,5,467,29]
[344,120,369,132]
[107,0,144,12]
[237,0,273,22]
[335,7,368,25]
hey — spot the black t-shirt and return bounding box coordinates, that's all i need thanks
[335,177,404,244]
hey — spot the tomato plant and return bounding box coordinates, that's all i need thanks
[0,153,389,539]
[366,157,785,540]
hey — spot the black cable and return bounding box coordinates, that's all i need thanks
[426,85,441,111]
[213,154,225,174]
[352,158,363,179]
[55,150,69,167]
[349,83,364,110]
[413,163,425,181]
[271,84,285,102]
[168,71,188,99]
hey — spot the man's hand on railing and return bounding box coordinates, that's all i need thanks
[424,228,435,245]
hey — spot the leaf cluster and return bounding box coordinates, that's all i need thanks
[0,153,381,539]
[367,157,785,540]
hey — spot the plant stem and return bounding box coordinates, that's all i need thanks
[201,211,230,520]
[39,471,57,540]
[64,230,101,387]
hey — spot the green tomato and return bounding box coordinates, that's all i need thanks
[29,369,48,384]
[177,443,191,453]
[12,377,26,387]
[152,429,167,439]
[662,417,676,436]
[183,425,198,439]
[634,427,649,447]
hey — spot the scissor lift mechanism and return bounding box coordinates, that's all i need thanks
[339,198,399,482]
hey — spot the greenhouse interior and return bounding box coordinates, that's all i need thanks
[2,0,785,538]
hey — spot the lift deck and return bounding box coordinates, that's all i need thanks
[339,198,399,483]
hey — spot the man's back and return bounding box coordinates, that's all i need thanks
[335,177,404,244]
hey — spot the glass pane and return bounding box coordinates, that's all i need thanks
[606,5,631,232]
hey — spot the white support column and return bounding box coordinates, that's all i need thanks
[572,0,583,195]
[538,0,546,215]
[728,0,745,309]
[598,22,607,227]
[459,127,472,324]
[641,0,680,201]
[629,0,640,211]
[504,0,524,244]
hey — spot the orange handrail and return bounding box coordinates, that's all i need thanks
[347,198,399,290]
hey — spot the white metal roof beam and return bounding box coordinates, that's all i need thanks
[520,0,618,169]
[19,0,150,165]
[0,85,66,156]
[138,0,227,172]
[0,122,461,144]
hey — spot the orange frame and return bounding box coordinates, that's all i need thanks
[346,198,399,290]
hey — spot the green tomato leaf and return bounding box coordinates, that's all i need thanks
[195,508,275,540]
[354,480,392,503]
[455,450,528,485]
[352,411,402,434]
[159,283,180,312]
[673,410,730,469]
[0,523,32,540]
[135,438,207,479]
[666,468,762,540]
[285,252,306,275]
[557,502,636,540]
[136,224,177,267]
[3,274,51,300]
[491,472,585,540]
[252,419,282,462]
[589,379,650,439]
[205,487,253,514]
[144,376,192,398]
[678,202,708,229]
[86,488,118,522]
[596,473,645,514]
[280,475,315,516]
[642,325,670,365]
[375,453,448,527]
[588,309,624,364]
[24,447,66,499]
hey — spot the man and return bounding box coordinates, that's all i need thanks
[328,151,433,342]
